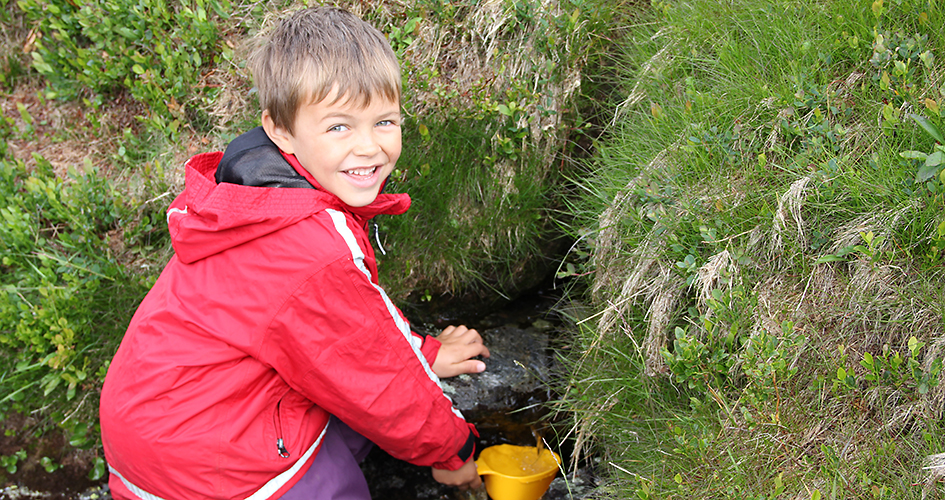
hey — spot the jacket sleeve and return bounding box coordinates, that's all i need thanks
[256,230,473,470]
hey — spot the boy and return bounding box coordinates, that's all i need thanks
[100,6,489,499]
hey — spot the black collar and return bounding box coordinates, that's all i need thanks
[215,127,313,189]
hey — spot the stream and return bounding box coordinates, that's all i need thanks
[1,289,602,500]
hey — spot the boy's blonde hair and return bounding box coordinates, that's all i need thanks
[248,6,401,135]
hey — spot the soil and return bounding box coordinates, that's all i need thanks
[0,413,101,499]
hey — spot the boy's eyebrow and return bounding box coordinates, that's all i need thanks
[376,110,403,120]
[320,109,402,121]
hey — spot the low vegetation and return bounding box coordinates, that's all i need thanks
[559,0,945,498]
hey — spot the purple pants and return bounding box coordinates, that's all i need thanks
[280,416,374,500]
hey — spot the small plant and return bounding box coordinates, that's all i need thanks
[740,320,804,412]
[833,344,858,392]
[900,112,944,186]
[0,449,27,474]
[485,99,532,164]
[19,0,230,135]
[387,17,421,56]
[89,457,106,481]
[0,155,150,446]
[929,218,945,264]
[684,124,742,168]
[40,456,60,473]
[662,287,756,394]
[869,31,934,102]
[814,230,888,264]
[778,77,853,156]
[860,336,942,394]
[664,325,733,391]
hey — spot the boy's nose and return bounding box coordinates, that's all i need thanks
[353,130,382,156]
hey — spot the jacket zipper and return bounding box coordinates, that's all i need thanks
[273,398,290,458]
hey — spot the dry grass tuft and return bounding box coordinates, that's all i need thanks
[695,250,735,305]
[594,147,678,300]
[611,28,674,126]
[771,176,811,255]
[643,268,681,377]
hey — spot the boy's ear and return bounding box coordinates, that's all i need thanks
[261,110,296,154]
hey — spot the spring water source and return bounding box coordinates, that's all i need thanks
[361,290,599,500]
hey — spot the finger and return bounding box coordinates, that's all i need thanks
[461,342,490,360]
[439,325,458,338]
[452,327,485,346]
[457,327,478,340]
[452,359,486,375]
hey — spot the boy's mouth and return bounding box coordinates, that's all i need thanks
[344,166,378,177]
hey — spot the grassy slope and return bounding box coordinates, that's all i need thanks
[562,0,945,498]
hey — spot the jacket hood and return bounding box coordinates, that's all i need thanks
[166,131,410,264]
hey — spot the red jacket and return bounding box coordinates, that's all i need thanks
[100,137,476,500]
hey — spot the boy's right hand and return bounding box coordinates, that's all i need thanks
[432,325,490,379]
[431,459,482,490]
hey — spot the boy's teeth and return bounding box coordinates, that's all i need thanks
[347,167,376,176]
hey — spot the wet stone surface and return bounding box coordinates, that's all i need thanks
[361,314,603,500]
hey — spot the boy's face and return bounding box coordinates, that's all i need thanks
[264,91,401,207]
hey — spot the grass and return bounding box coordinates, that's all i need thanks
[558,0,945,498]
[380,115,555,302]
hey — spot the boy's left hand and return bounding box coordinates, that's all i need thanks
[431,459,482,490]
[432,325,490,379]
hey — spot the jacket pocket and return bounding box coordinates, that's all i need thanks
[272,388,292,459]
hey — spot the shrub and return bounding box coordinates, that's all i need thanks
[0,155,149,430]
[18,0,230,134]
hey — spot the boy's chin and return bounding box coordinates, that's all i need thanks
[339,189,383,208]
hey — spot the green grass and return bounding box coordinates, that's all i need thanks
[560,0,945,498]
[379,115,554,302]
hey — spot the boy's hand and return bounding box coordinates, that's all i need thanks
[432,459,482,490]
[432,325,490,378]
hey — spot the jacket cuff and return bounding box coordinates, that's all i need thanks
[419,334,441,367]
[432,425,479,470]
[456,425,477,462]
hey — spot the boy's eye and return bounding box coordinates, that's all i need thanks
[328,124,348,132]
[377,119,399,127]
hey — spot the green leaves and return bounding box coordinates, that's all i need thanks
[910,113,944,143]
[0,156,148,449]
[900,113,945,183]
[848,337,942,395]
[18,0,229,135]
[1,450,27,474]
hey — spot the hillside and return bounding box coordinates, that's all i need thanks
[559,0,945,498]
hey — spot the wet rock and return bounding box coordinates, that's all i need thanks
[544,468,607,499]
[441,323,555,448]
[444,324,552,412]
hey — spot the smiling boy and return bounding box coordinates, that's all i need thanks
[263,88,402,208]
[100,7,488,500]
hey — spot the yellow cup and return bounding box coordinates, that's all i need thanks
[475,444,561,500]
